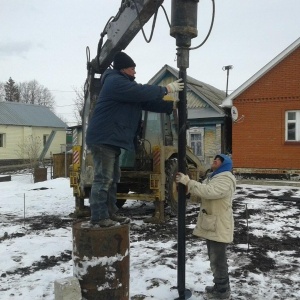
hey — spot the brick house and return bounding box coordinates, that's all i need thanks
[222,37,300,178]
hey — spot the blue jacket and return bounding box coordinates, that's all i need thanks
[86,69,173,151]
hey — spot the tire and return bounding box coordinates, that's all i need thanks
[116,199,126,208]
[116,187,129,208]
[165,158,178,214]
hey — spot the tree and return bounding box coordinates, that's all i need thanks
[72,84,99,125]
[0,82,5,101]
[4,77,20,102]
[73,86,84,125]
[18,80,55,110]
[15,135,42,169]
[15,135,46,182]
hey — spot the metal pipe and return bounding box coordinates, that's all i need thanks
[177,67,188,299]
[73,221,130,299]
[170,1,199,298]
[222,65,233,97]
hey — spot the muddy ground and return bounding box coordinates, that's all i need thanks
[1,184,300,299]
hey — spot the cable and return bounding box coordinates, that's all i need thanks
[56,104,75,107]
[168,0,215,50]
[233,115,245,124]
[84,47,91,97]
[49,90,76,93]
[131,0,160,43]
[153,0,215,50]
[160,4,171,27]
[189,0,215,50]
[96,16,115,70]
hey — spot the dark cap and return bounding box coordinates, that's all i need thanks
[113,52,136,70]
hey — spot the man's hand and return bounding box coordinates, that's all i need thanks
[175,172,190,185]
[166,78,184,93]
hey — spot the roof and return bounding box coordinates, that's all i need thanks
[0,102,67,128]
[221,37,300,108]
[148,64,226,117]
[188,107,223,119]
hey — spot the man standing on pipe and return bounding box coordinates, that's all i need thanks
[86,51,184,227]
[175,154,236,300]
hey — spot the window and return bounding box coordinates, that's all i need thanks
[286,111,300,141]
[0,133,5,147]
[43,134,49,146]
[144,111,161,149]
[187,127,204,158]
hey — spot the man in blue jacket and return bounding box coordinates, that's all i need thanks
[86,51,184,227]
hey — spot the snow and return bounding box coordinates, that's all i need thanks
[0,170,300,299]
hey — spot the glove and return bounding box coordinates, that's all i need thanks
[175,172,190,185]
[166,78,184,93]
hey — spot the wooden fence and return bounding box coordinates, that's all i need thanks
[52,153,72,178]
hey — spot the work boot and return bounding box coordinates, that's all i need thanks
[98,218,119,227]
[205,286,231,300]
[86,221,99,228]
[110,214,131,224]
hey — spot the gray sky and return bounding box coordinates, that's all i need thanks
[1,0,299,125]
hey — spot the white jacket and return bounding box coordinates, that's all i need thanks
[187,171,236,243]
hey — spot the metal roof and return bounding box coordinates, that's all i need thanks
[221,37,300,108]
[0,102,67,128]
[148,64,226,118]
[188,107,224,119]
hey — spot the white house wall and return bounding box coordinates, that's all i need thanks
[32,127,67,158]
[0,125,66,160]
[204,125,222,163]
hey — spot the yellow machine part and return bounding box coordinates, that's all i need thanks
[152,145,161,173]
[72,145,81,172]
[70,145,81,195]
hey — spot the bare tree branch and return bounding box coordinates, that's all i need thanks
[72,86,84,125]
[18,80,55,110]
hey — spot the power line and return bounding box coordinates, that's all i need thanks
[49,90,76,92]
[56,104,75,107]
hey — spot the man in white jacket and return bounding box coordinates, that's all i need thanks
[176,154,236,300]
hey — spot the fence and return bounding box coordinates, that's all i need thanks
[52,153,72,178]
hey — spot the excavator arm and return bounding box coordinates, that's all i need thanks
[78,0,164,198]
[90,0,164,74]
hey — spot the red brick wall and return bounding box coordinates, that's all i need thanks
[232,47,300,171]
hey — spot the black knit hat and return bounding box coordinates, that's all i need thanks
[113,52,136,70]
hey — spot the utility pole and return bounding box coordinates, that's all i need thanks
[170,1,199,299]
[222,65,233,97]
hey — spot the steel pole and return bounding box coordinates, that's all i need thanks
[223,65,233,97]
[177,67,188,299]
[174,47,192,300]
[170,1,199,298]
[226,69,229,97]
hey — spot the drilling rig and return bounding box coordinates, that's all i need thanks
[69,0,205,224]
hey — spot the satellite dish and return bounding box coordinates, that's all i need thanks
[231,106,238,121]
